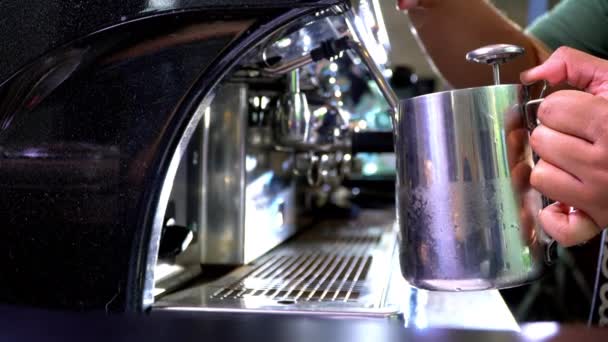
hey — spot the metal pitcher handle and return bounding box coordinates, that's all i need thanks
[523,80,547,131]
[523,80,558,264]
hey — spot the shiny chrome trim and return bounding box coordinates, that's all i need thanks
[263,54,314,76]
[142,94,215,309]
[155,211,399,316]
[344,39,398,112]
[154,305,401,318]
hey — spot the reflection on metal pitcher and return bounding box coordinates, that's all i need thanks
[395,84,547,291]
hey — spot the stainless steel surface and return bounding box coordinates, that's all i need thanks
[273,69,312,148]
[349,0,391,51]
[147,7,417,310]
[465,44,525,65]
[385,240,519,331]
[306,153,325,187]
[260,14,345,76]
[346,39,398,112]
[264,26,397,115]
[144,95,213,308]
[493,64,501,85]
[155,211,400,317]
[395,84,547,291]
[263,54,314,76]
[181,6,398,268]
[346,0,391,68]
[156,211,519,330]
[152,133,204,299]
[524,98,544,131]
[309,105,349,148]
[466,44,525,85]
[201,83,248,264]
[200,83,299,265]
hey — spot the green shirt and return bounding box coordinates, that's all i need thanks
[527,0,608,59]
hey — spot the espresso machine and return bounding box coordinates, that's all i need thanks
[0,0,408,316]
[153,3,406,316]
[7,0,600,327]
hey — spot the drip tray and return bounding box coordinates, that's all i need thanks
[155,212,401,318]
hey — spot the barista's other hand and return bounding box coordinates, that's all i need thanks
[396,0,439,10]
[521,47,608,246]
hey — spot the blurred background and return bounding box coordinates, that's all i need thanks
[380,0,562,83]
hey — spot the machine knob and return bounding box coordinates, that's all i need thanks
[465,44,525,85]
[158,219,193,260]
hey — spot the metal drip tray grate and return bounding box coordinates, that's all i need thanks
[212,253,373,303]
[296,231,382,245]
[155,211,400,317]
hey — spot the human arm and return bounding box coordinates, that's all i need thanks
[396,0,549,88]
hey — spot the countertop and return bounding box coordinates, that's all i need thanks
[313,208,521,331]
[0,304,606,341]
[385,241,520,331]
[157,208,520,331]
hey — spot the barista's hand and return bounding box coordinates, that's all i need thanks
[396,0,439,10]
[521,47,608,246]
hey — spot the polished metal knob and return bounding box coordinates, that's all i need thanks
[466,44,525,85]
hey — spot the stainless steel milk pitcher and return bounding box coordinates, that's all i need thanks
[394,45,552,291]
[345,41,553,291]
